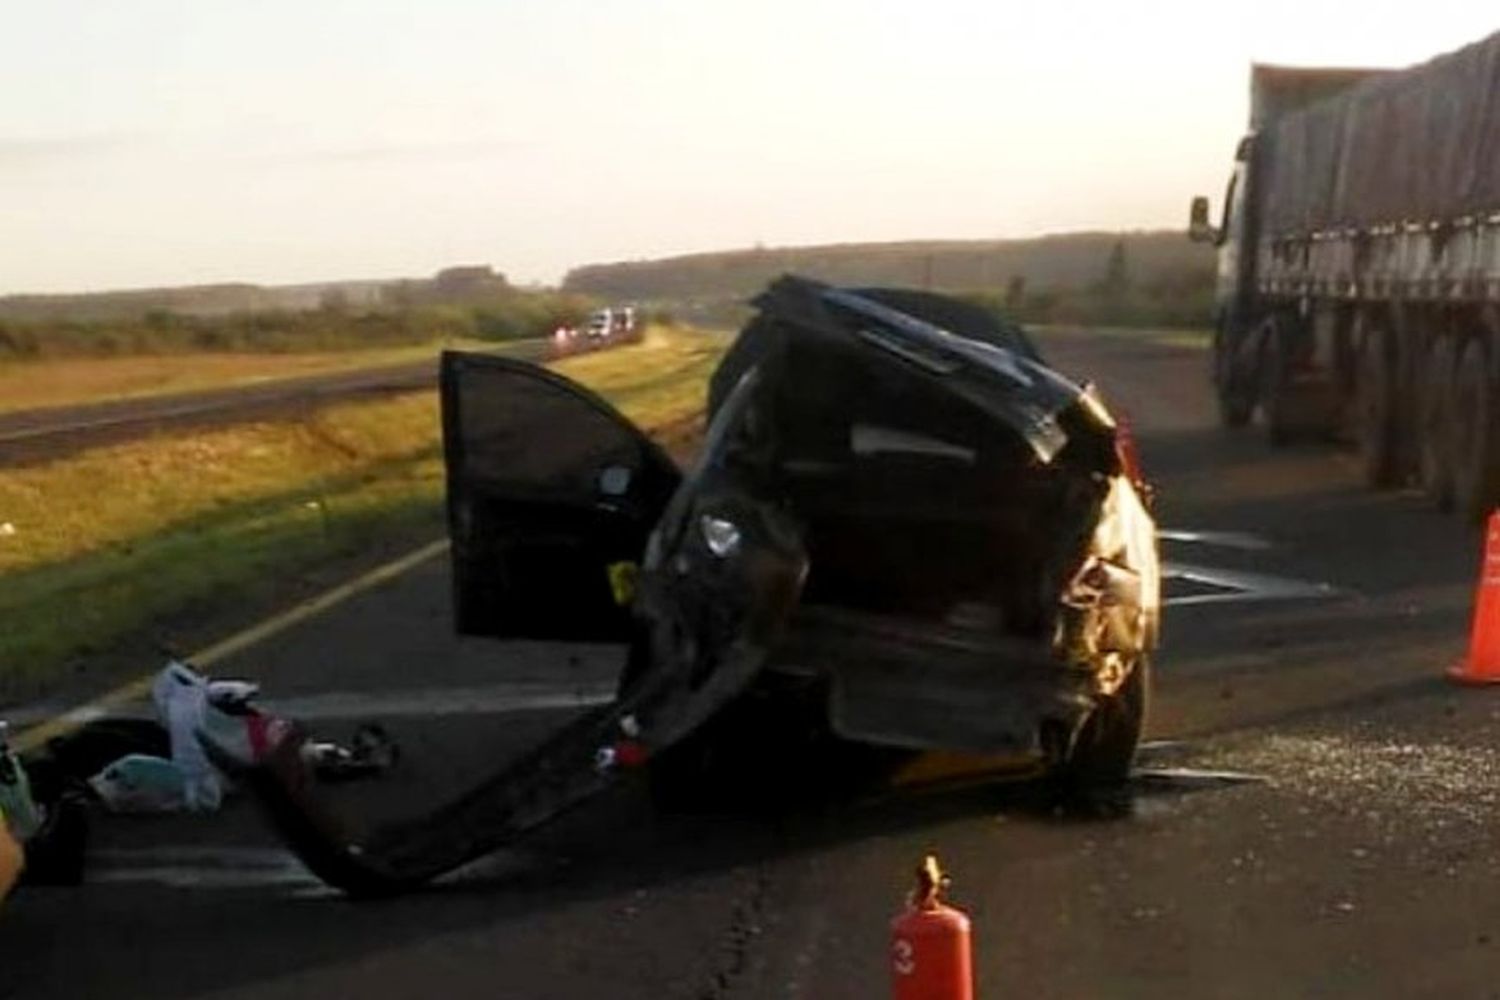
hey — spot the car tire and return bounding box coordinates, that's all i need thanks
[1419,335,1458,511]
[1214,327,1253,429]
[1054,656,1149,795]
[1258,318,1296,447]
[1356,319,1402,487]
[1452,335,1500,524]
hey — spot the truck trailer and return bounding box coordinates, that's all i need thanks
[1190,32,1500,521]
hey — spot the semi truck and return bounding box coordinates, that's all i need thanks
[1189,32,1500,521]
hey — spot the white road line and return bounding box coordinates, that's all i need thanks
[1163,561,1341,607]
[1158,527,1342,606]
[87,847,321,890]
[84,844,541,892]
[1159,529,1273,551]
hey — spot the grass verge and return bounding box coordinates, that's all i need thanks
[0,327,728,699]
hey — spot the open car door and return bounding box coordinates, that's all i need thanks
[440,351,681,641]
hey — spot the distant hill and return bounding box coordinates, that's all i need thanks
[0,265,513,323]
[563,231,1212,302]
[0,281,387,322]
[1,231,1215,326]
[0,265,594,361]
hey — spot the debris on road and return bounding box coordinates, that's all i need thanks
[5,661,401,885]
[88,754,197,813]
[1199,733,1500,823]
[2,719,89,885]
[0,722,44,839]
[152,661,252,812]
[68,663,400,813]
[300,723,399,784]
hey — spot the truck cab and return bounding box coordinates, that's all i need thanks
[1188,65,1389,432]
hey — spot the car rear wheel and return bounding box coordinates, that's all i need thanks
[1054,656,1149,794]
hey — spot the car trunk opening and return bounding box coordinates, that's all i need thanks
[744,300,1116,643]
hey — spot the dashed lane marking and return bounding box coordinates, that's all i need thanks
[1163,561,1342,607]
[1158,529,1273,551]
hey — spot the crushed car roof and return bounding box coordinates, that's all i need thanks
[710,275,1100,463]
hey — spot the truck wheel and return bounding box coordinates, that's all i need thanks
[1419,336,1458,510]
[1451,335,1500,524]
[1055,657,1149,794]
[1355,321,1401,487]
[1258,319,1297,446]
[1214,327,1253,428]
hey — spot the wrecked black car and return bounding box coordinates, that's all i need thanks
[212,276,1158,895]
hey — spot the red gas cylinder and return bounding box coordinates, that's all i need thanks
[890,855,974,1000]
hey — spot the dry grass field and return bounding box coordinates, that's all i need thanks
[0,339,496,415]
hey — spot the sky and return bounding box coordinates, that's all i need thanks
[1,1,1496,293]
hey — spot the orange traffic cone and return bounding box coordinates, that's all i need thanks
[1448,511,1500,685]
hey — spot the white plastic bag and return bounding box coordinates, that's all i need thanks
[87,754,188,813]
[151,661,227,812]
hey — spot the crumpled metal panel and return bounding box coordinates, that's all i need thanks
[717,276,1096,464]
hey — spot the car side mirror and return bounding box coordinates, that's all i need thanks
[1188,196,1220,244]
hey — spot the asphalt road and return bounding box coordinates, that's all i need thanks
[0,337,558,467]
[5,328,1497,999]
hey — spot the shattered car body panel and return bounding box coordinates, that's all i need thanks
[667,276,1158,756]
[220,275,1159,895]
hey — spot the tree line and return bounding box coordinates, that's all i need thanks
[0,286,596,361]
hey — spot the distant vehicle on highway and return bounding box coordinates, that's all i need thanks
[581,305,639,344]
[585,308,613,341]
[1191,31,1500,522]
[612,305,637,339]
